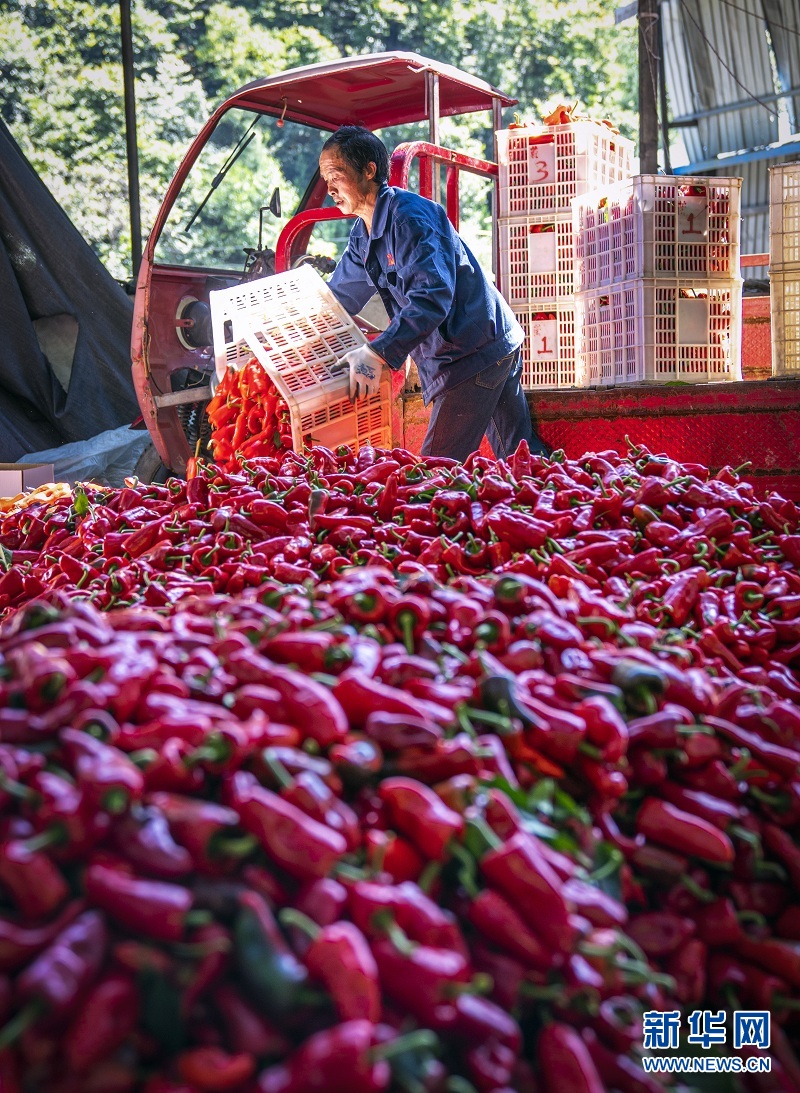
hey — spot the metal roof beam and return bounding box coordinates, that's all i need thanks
[674,138,800,172]
[669,84,800,127]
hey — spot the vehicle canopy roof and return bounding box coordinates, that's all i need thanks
[223,51,517,130]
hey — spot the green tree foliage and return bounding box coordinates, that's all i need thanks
[0,0,636,279]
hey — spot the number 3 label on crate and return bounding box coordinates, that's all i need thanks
[530,317,559,360]
[527,141,556,184]
[678,187,708,240]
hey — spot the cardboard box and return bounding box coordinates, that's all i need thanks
[0,463,57,499]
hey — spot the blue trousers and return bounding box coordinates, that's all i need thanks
[420,348,548,462]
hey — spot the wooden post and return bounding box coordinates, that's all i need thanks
[638,0,660,173]
[120,0,142,278]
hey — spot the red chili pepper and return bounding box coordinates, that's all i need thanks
[702,715,800,781]
[348,879,466,954]
[85,861,197,942]
[467,888,554,972]
[12,910,107,1034]
[626,911,696,958]
[61,730,146,817]
[111,805,194,879]
[64,971,139,1072]
[336,672,451,730]
[538,1023,605,1093]
[213,984,292,1059]
[636,798,735,864]
[378,777,464,861]
[225,651,347,747]
[225,771,347,881]
[0,836,70,919]
[475,826,577,954]
[0,898,84,972]
[282,910,380,1023]
[176,1047,255,1091]
[364,829,424,882]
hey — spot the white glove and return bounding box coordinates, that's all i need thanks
[342,344,385,402]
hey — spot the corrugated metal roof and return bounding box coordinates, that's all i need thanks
[662,0,800,263]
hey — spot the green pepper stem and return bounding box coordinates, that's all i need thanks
[679,874,716,904]
[463,816,502,857]
[260,749,295,789]
[102,788,130,815]
[578,741,604,761]
[417,860,441,894]
[0,770,38,803]
[737,909,767,927]
[21,826,65,854]
[444,1077,480,1093]
[372,1029,440,1062]
[0,1000,43,1051]
[371,910,415,953]
[449,844,480,899]
[279,907,321,940]
[398,611,416,655]
[184,910,214,929]
[171,936,232,958]
[577,615,619,635]
[588,846,623,884]
[518,982,565,1001]
[210,833,259,860]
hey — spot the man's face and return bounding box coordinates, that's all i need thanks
[319,149,376,218]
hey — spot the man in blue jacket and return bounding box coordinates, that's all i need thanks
[320,126,547,462]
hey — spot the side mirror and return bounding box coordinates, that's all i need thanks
[269,187,282,218]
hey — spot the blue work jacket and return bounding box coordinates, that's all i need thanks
[328,184,523,404]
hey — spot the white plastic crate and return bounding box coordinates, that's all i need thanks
[575,278,743,385]
[574,175,741,290]
[770,163,800,271]
[499,213,575,305]
[496,121,633,216]
[209,267,392,452]
[514,302,578,389]
[771,269,800,376]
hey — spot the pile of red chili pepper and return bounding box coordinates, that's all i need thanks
[206,360,294,471]
[0,439,799,1091]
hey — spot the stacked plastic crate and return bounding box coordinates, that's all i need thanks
[573,176,743,385]
[496,122,633,388]
[770,163,800,376]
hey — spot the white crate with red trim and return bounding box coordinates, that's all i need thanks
[575,278,743,385]
[770,163,800,272]
[496,121,633,217]
[498,213,575,305]
[573,175,741,290]
[513,302,578,389]
[771,269,800,377]
[209,266,392,452]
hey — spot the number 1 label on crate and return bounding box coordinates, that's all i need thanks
[527,141,556,184]
[530,317,558,360]
[678,188,708,240]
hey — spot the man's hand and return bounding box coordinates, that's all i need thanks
[341,344,385,402]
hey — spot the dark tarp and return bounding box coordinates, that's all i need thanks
[0,116,140,460]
